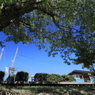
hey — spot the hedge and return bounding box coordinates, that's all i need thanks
[61,75,74,82]
[34,73,48,83]
[15,71,28,81]
[47,74,62,83]
[34,73,74,83]
[0,71,5,83]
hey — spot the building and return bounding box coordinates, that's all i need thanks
[29,75,34,82]
[68,70,95,82]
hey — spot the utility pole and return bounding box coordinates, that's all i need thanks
[11,47,18,68]
[0,48,4,60]
[5,47,18,81]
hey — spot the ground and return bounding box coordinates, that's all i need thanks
[0,85,95,95]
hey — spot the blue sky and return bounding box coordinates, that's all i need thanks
[0,32,88,80]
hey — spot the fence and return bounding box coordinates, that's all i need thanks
[1,81,95,87]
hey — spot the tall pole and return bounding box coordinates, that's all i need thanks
[5,48,18,82]
[0,48,4,60]
[11,47,18,68]
[10,47,18,81]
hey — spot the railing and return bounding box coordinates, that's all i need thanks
[1,81,95,87]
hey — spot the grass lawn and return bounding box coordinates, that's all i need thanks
[0,85,95,95]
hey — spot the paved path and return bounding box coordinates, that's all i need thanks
[58,82,95,84]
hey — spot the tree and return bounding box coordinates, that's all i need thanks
[72,36,95,71]
[34,73,48,83]
[15,71,28,81]
[61,75,74,82]
[0,71,5,82]
[47,74,62,83]
[0,0,95,69]
[6,75,14,82]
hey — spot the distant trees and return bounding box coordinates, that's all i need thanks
[15,71,28,82]
[34,73,48,83]
[47,74,62,83]
[6,71,29,82]
[5,71,74,83]
[6,75,15,82]
[34,73,74,83]
[61,75,74,82]
[0,71,5,83]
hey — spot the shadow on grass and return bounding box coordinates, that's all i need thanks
[16,86,87,95]
[73,86,95,95]
[4,85,95,95]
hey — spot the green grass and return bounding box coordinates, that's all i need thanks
[0,84,19,95]
[0,85,95,95]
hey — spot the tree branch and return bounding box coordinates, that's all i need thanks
[0,0,43,31]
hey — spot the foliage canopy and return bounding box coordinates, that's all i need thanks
[15,71,28,81]
[34,73,48,83]
[0,0,95,69]
[0,71,5,82]
[6,75,14,82]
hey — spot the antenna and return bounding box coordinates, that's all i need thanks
[0,48,4,60]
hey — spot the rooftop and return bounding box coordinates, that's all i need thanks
[68,70,94,75]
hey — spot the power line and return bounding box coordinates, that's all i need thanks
[3,50,64,64]
[1,50,64,75]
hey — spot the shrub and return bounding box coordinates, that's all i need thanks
[6,75,15,82]
[61,75,67,82]
[61,75,74,82]
[34,73,48,83]
[66,75,74,82]
[15,71,28,81]
[0,71,5,83]
[47,74,62,83]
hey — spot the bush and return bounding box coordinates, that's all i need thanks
[67,75,74,82]
[34,73,74,83]
[34,73,48,83]
[61,75,67,82]
[61,75,74,82]
[15,71,28,81]
[47,74,62,83]
[6,75,15,82]
[0,71,5,82]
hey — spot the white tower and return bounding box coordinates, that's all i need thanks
[5,48,18,81]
